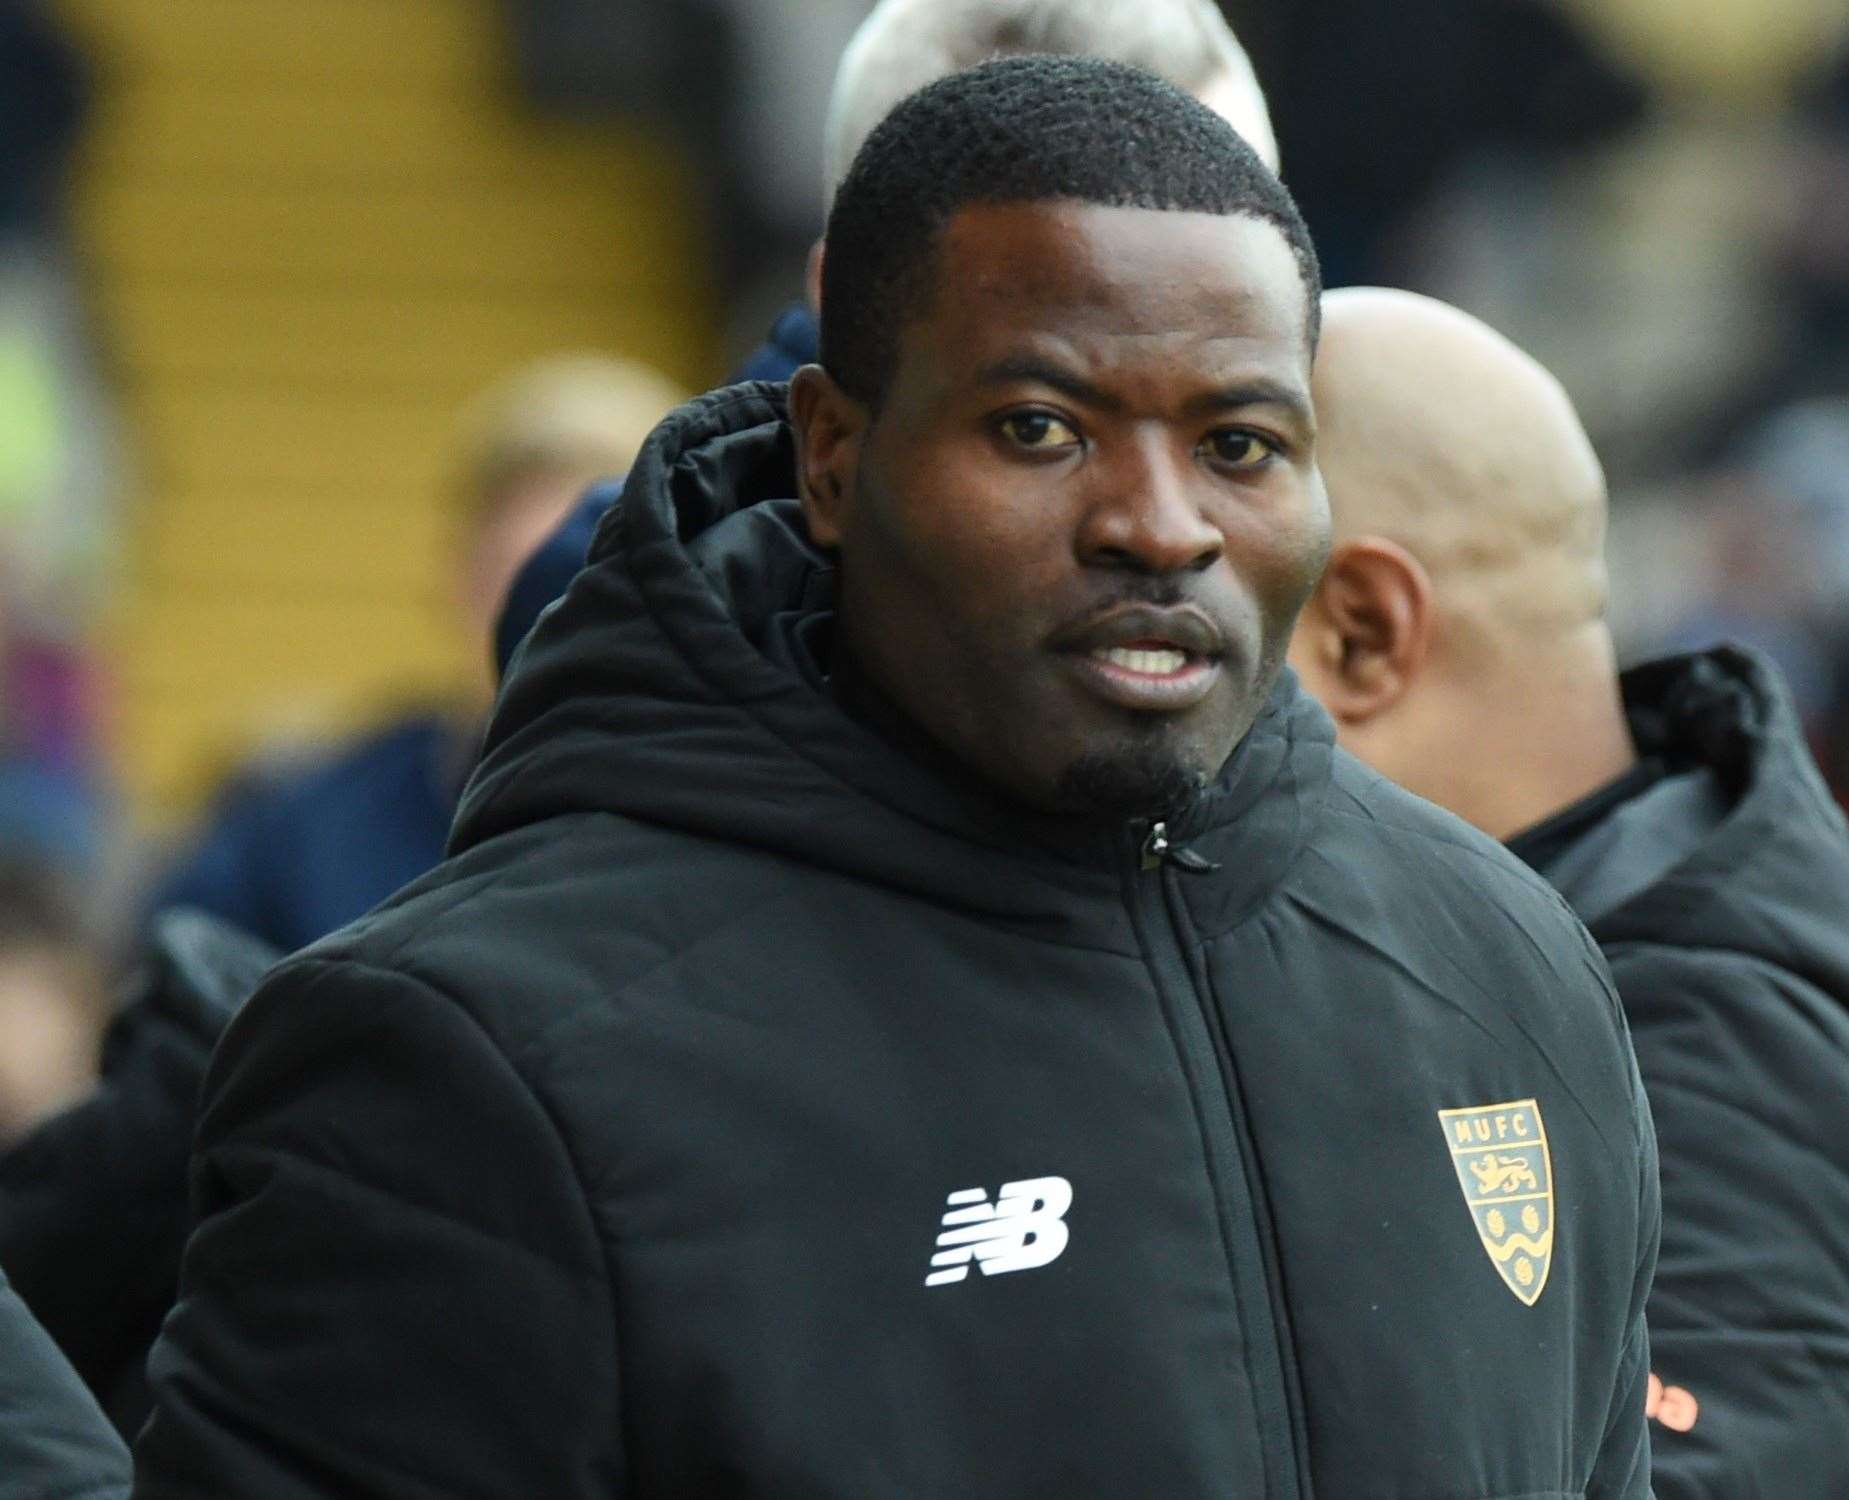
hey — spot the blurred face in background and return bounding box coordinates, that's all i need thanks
[457,464,608,663]
[449,354,692,688]
[795,200,1327,816]
[0,944,104,1144]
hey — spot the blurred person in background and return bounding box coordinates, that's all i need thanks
[1343,2,1845,488]
[0,859,106,1145]
[0,0,119,886]
[0,353,685,1437]
[142,353,687,954]
[1662,467,1836,728]
[0,909,275,1438]
[1290,287,1849,1495]
[1659,400,1849,790]
[1775,50,1849,397]
[1224,0,1644,287]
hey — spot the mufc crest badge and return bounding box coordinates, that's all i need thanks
[1437,1098,1554,1306]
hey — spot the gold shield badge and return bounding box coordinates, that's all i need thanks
[1436,1098,1554,1305]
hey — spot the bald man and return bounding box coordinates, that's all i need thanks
[1291,287,1849,1497]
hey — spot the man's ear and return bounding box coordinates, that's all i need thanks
[788,362,866,550]
[1294,536,1434,725]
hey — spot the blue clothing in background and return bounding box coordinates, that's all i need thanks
[732,301,817,384]
[0,762,102,876]
[147,715,468,955]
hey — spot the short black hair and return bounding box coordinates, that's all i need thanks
[820,53,1321,408]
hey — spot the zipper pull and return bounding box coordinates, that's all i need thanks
[1140,819,1221,874]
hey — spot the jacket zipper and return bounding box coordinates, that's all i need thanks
[1127,819,1308,1498]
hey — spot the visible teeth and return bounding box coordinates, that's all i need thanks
[1095,645,1187,675]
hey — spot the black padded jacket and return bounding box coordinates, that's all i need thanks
[1512,647,1849,1498]
[133,384,1659,1498]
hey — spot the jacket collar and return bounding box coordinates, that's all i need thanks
[1537,646,1849,965]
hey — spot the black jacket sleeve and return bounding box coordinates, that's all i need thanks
[1610,943,1849,1499]
[131,957,625,1498]
[0,912,274,1435]
[1586,963,1663,1500]
[0,1266,129,1500]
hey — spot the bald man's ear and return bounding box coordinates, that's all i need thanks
[789,362,866,550]
[1291,537,1433,726]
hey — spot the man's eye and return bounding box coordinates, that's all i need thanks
[1204,430,1274,469]
[999,412,1079,449]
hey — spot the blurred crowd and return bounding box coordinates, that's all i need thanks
[0,0,1844,1487]
[0,0,1835,1168]
[0,0,1837,1146]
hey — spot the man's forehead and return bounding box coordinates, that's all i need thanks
[902,200,1311,397]
[930,200,1308,347]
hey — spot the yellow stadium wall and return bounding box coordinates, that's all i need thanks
[56,0,713,826]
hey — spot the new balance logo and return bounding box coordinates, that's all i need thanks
[924,1176,1072,1287]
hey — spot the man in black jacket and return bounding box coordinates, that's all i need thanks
[1290,286,1849,1496]
[131,61,1656,1496]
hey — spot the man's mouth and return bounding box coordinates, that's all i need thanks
[1091,643,1193,676]
[1070,639,1219,711]
[1050,605,1228,714]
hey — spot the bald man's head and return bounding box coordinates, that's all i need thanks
[1290,289,1636,840]
[1312,288,1608,639]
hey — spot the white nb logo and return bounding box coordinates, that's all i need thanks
[924,1176,1072,1287]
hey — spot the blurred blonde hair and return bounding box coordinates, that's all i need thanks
[823,0,1276,198]
[452,353,690,525]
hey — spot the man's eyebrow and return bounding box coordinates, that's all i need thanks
[976,357,1312,427]
[973,356,1124,412]
[1184,378,1313,426]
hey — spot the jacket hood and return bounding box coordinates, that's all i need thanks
[1586,646,1849,982]
[453,382,1334,929]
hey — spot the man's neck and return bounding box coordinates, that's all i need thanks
[1453,637,1638,843]
[827,633,991,795]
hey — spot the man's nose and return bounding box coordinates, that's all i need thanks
[1075,438,1224,575]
